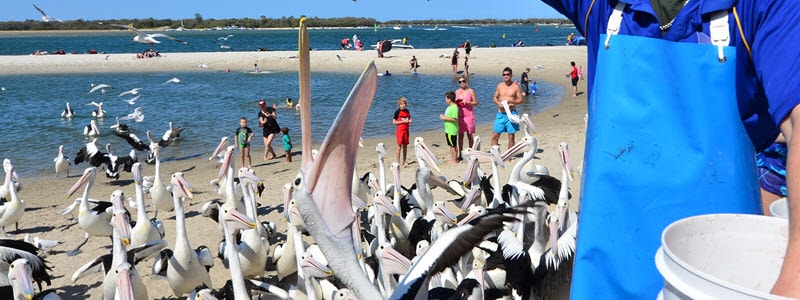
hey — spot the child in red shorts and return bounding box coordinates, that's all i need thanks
[392,97,412,167]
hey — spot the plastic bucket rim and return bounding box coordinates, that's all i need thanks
[659,213,787,298]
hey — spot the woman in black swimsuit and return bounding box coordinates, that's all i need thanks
[258,100,280,160]
[451,48,459,76]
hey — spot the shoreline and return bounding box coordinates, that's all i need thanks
[5,47,587,298]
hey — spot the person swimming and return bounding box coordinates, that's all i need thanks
[285,97,293,108]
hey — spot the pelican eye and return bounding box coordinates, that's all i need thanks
[294,177,302,186]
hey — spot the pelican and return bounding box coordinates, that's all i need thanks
[119,88,142,97]
[290,18,382,299]
[0,240,53,292]
[54,145,70,178]
[113,129,149,152]
[32,4,62,22]
[235,168,270,279]
[545,142,577,270]
[0,164,25,237]
[101,195,144,300]
[110,24,189,45]
[130,163,164,250]
[163,172,213,297]
[158,121,184,148]
[208,137,229,164]
[84,120,100,136]
[65,167,114,256]
[219,202,257,299]
[74,139,109,169]
[88,101,106,118]
[147,145,173,218]
[392,206,519,299]
[61,102,75,118]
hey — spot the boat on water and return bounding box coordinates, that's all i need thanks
[423,25,447,31]
[393,26,402,30]
[371,39,414,50]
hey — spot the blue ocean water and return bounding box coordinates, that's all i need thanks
[0,25,570,177]
[0,24,578,55]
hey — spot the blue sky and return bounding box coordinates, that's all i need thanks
[7,1,565,23]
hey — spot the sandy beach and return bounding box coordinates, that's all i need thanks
[4,45,588,298]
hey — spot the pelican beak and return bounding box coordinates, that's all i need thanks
[66,167,94,198]
[378,244,412,275]
[297,61,378,238]
[209,137,229,161]
[500,137,532,161]
[282,183,293,221]
[521,113,537,134]
[237,167,263,186]
[115,264,135,300]
[463,155,480,184]
[374,193,401,217]
[473,263,486,300]
[112,210,132,247]
[559,142,575,181]
[414,137,441,173]
[301,254,333,278]
[434,202,458,225]
[171,172,193,199]
[426,173,459,195]
[461,187,482,212]
[457,210,480,226]
[391,162,402,189]
[217,146,235,180]
[9,260,35,300]
[224,207,256,232]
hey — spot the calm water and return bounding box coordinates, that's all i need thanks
[0,70,563,177]
[0,25,579,55]
[0,25,573,177]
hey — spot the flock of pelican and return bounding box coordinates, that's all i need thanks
[0,18,580,299]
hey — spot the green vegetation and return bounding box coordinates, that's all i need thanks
[0,14,569,31]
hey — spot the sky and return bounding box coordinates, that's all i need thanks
[6,1,565,23]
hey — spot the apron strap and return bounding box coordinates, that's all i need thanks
[604,2,627,49]
[709,9,731,62]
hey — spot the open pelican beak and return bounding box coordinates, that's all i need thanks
[171,172,193,199]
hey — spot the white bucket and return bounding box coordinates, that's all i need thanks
[770,198,788,219]
[655,214,789,299]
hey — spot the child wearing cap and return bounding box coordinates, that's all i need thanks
[234,116,255,169]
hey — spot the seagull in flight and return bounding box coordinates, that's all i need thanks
[218,34,234,41]
[119,106,144,122]
[88,83,113,94]
[32,4,63,23]
[121,95,140,106]
[163,77,181,84]
[119,87,141,97]
[110,24,189,45]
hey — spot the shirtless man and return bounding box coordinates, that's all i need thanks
[492,67,524,150]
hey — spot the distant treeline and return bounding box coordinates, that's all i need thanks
[0,14,570,31]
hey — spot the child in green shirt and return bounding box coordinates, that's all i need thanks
[439,91,459,163]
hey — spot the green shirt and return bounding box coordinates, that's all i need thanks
[444,104,459,135]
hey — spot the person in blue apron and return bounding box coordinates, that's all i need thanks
[540,0,800,298]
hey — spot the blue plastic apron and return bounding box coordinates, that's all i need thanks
[570,32,761,298]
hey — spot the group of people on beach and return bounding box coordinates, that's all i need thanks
[233,99,294,169]
[392,66,531,167]
[135,49,160,59]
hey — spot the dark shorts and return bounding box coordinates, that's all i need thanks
[571,77,579,86]
[239,142,250,148]
[445,133,457,147]
[757,143,787,196]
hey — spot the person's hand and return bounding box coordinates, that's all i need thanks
[439,114,446,120]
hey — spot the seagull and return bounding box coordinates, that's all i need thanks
[24,234,62,254]
[119,107,144,123]
[197,63,208,68]
[88,83,113,94]
[110,24,189,45]
[32,4,63,23]
[218,34,234,41]
[164,77,181,84]
[119,88,142,97]
[121,95,140,106]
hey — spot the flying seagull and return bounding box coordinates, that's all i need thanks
[110,24,189,45]
[32,4,63,23]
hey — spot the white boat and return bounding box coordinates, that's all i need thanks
[371,39,414,50]
[393,26,402,30]
[423,25,447,31]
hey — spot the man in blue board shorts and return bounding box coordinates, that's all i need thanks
[540,0,800,297]
[492,66,523,151]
